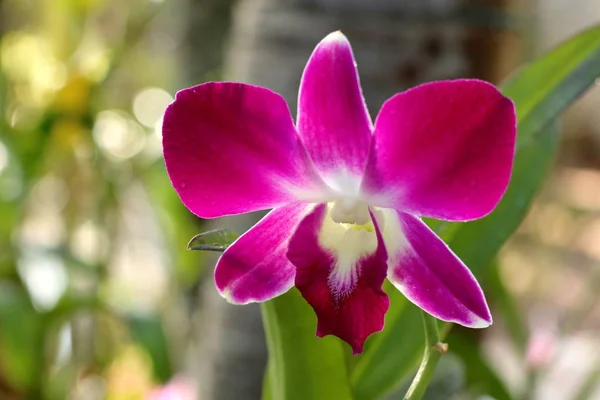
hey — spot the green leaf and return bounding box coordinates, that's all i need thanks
[187,229,239,252]
[443,23,600,274]
[351,120,559,400]
[502,24,600,147]
[189,231,352,399]
[197,26,600,400]
[262,362,273,400]
[351,283,422,399]
[349,23,600,398]
[0,282,44,393]
[447,122,559,276]
[261,289,353,400]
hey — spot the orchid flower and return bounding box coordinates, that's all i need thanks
[163,31,516,354]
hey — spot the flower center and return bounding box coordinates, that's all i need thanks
[330,198,370,225]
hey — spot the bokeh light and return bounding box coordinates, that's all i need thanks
[133,87,173,128]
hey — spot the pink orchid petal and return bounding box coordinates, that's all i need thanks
[215,204,311,304]
[163,82,328,219]
[287,204,389,354]
[297,32,372,194]
[383,210,492,327]
[361,79,516,221]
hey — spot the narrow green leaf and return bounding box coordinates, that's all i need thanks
[352,122,559,400]
[198,26,600,400]
[262,362,273,400]
[187,229,239,252]
[261,289,353,400]
[351,283,422,399]
[350,23,600,398]
[447,122,559,276]
[502,24,600,146]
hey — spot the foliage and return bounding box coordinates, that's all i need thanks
[190,24,600,400]
[261,25,600,400]
[0,0,199,398]
[0,0,599,398]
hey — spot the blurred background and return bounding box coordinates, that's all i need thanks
[0,0,599,399]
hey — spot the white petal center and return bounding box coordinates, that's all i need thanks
[319,203,378,297]
[330,198,370,225]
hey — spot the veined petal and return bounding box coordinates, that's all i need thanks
[215,204,312,304]
[361,79,516,221]
[297,31,372,195]
[381,209,492,327]
[287,204,389,354]
[163,82,329,219]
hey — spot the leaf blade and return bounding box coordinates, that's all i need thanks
[187,228,239,252]
[347,23,600,398]
[503,24,600,145]
[262,289,354,400]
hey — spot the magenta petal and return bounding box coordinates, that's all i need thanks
[386,211,492,327]
[214,204,310,304]
[163,82,328,219]
[297,32,372,192]
[362,79,516,221]
[287,204,389,354]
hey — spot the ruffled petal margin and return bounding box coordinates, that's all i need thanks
[287,204,389,354]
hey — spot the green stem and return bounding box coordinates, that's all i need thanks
[404,312,447,400]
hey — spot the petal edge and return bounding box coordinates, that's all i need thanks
[215,204,312,304]
[383,210,492,328]
[163,82,328,219]
[362,79,516,221]
[297,32,372,195]
[287,204,389,354]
